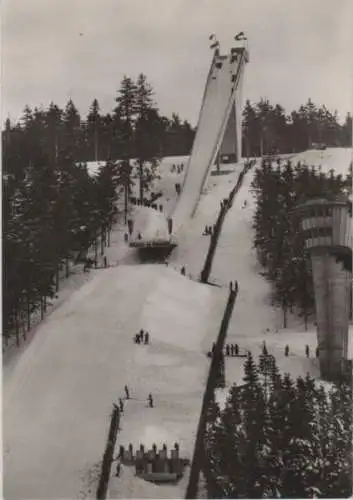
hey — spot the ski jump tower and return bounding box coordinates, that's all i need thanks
[129,36,249,250]
[296,198,352,381]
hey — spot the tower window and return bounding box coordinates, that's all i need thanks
[303,226,332,240]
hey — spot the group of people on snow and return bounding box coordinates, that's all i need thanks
[203,225,214,236]
[134,329,150,345]
[170,163,184,174]
[284,344,319,358]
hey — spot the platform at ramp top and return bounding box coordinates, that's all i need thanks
[129,238,177,250]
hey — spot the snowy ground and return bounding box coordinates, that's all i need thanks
[3,148,352,499]
[3,265,224,499]
[289,147,352,175]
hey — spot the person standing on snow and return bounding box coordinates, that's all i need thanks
[148,393,154,408]
[119,398,124,412]
[115,459,121,477]
[124,385,130,399]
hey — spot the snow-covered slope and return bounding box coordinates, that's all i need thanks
[291,147,352,175]
[3,265,224,499]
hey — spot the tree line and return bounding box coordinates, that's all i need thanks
[203,350,352,498]
[2,73,195,186]
[242,98,352,157]
[3,94,351,185]
[251,158,352,328]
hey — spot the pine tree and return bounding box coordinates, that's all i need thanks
[242,100,259,157]
[87,98,101,162]
[322,383,353,497]
[116,160,134,224]
[45,102,63,163]
[241,352,270,497]
[63,99,81,159]
[134,73,161,203]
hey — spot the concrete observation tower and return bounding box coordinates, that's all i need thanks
[296,198,352,381]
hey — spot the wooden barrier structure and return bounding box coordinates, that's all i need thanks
[185,284,238,498]
[96,405,120,500]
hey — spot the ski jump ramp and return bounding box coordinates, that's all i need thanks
[130,45,249,249]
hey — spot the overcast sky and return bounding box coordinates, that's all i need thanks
[2,0,352,126]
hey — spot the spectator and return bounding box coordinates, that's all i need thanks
[148,393,154,408]
[119,398,124,412]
